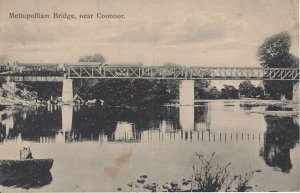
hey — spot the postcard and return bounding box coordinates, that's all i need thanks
[0,0,299,192]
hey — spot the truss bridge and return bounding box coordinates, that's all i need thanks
[66,66,299,80]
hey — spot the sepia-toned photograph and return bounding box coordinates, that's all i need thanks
[0,0,299,192]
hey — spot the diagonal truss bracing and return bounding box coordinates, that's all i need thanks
[67,66,188,79]
[66,66,299,80]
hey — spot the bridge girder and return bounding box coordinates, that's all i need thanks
[67,66,299,80]
[5,66,299,81]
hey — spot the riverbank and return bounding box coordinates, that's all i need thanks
[0,82,39,106]
[196,99,299,117]
[250,110,299,117]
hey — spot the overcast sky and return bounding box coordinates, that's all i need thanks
[0,0,298,68]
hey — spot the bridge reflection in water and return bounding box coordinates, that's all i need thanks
[0,104,261,143]
[0,103,299,174]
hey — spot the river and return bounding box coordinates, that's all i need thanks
[0,101,299,192]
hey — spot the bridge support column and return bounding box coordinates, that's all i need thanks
[179,80,194,106]
[292,81,299,102]
[62,79,73,103]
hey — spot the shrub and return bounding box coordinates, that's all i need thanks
[191,153,254,192]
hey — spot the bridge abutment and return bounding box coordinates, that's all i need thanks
[179,80,194,106]
[62,79,74,103]
[293,81,299,102]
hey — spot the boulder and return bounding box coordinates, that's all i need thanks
[170,181,178,187]
[137,178,145,184]
[127,182,134,187]
[140,175,148,178]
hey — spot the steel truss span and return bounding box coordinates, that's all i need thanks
[67,66,299,80]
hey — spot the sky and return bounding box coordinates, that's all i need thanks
[0,0,298,70]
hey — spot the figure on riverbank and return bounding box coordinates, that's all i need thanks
[20,147,33,160]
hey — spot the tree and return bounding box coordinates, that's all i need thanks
[257,32,299,99]
[239,80,256,98]
[207,86,221,99]
[78,53,105,63]
[195,80,211,99]
[25,82,63,99]
[255,86,265,99]
[220,85,239,99]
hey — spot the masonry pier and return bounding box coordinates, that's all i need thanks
[179,80,194,106]
[62,79,74,103]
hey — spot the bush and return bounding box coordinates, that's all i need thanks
[191,153,253,192]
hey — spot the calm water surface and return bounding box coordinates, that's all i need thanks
[0,101,299,192]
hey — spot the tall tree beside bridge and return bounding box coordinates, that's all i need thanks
[78,53,105,63]
[257,32,299,99]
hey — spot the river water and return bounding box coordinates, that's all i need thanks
[0,101,299,192]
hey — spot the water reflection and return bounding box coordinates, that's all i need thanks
[0,107,61,143]
[61,105,73,132]
[179,106,194,131]
[0,171,52,189]
[1,103,299,173]
[195,103,211,131]
[0,109,14,141]
[260,116,299,173]
[0,104,265,144]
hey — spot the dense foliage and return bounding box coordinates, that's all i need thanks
[23,82,63,100]
[257,32,299,99]
[220,85,239,99]
[78,53,105,63]
[239,80,264,98]
[22,79,243,105]
[73,79,180,106]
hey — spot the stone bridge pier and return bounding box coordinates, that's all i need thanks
[179,80,194,106]
[62,79,74,103]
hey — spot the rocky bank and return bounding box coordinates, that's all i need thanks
[0,81,39,106]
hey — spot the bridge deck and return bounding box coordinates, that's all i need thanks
[6,66,300,81]
[67,66,299,80]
